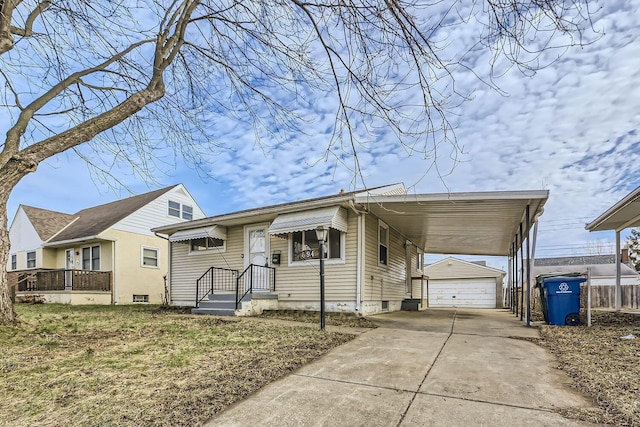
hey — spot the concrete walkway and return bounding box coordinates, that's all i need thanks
[205,309,599,426]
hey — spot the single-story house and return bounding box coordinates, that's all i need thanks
[8,184,205,304]
[424,257,506,308]
[153,183,547,316]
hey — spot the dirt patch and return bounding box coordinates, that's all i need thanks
[537,310,640,426]
[259,309,379,328]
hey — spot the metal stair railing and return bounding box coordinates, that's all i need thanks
[235,264,276,309]
[195,266,239,308]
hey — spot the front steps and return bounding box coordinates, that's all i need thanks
[192,292,251,316]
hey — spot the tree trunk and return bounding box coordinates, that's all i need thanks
[0,187,15,325]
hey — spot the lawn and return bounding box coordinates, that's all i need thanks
[0,304,357,427]
[536,310,640,426]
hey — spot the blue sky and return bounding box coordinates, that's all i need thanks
[6,1,640,268]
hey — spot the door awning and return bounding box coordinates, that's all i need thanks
[169,225,227,242]
[269,206,348,235]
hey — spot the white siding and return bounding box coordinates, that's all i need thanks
[8,207,43,253]
[170,225,244,306]
[112,185,206,236]
[362,213,407,313]
[169,213,359,308]
[273,211,358,306]
[425,257,504,280]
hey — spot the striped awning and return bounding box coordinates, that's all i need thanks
[269,206,348,235]
[168,225,227,242]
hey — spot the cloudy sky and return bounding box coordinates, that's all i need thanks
[6,1,639,268]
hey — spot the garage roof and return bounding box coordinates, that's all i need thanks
[355,190,548,256]
[586,185,640,232]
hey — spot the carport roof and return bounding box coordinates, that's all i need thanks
[355,190,548,256]
[586,185,640,232]
[153,185,548,257]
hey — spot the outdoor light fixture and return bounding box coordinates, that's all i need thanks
[315,226,329,330]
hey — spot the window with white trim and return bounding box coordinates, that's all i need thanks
[142,247,159,267]
[182,204,193,220]
[190,237,225,252]
[378,221,389,266]
[168,200,194,220]
[26,251,36,269]
[291,228,342,262]
[82,245,100,270]
[11,254,16,270]
[168,200,181,217]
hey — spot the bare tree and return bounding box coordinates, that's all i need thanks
[0,0,598,325]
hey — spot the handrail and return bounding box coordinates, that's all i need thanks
[235,264,276,309]
[195,266,239,308]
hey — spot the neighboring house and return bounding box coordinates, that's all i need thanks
[533,256,640,309]
[423,257,506,309]
[7,184,205,305]
[153,184,545,316]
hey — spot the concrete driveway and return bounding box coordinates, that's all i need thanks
[205,309,599,426]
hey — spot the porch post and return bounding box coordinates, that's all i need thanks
[525,204,531,327]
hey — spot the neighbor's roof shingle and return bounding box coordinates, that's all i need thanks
[48,185,177,243]
[21,206,77,241]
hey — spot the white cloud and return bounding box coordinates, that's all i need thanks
[7,1,640,264]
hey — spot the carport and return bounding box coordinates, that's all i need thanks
[356,190,548,323]
[586,185,640,311]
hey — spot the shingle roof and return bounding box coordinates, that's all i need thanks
[48,185,177,243]
[534,255,616,266]
[21,206,77,241]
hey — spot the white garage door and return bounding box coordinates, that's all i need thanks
[428,278,496,308]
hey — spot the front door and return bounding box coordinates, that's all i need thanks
[65,249,75,288]
[244,224,270,292]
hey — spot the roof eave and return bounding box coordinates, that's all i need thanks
[586,185,640,232]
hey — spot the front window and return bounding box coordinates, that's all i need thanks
[416,250,424,272]
[82,245,100,270]
[11,254,16,270]
[26,251,36,269]
[291,228,341,262]
[142,247,159,267]
[190,237,225,252]
[379,221,389,266]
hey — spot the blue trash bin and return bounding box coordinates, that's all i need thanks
[542,276,586,326]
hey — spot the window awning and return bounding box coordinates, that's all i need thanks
[169,225,227,242]
[269,206,348,235]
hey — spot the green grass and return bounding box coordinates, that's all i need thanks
[1,304,355,427]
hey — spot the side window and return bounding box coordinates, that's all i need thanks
[26,251,36,269]
[378,221,389,266]
[182,205,193,220]
[11,254,17,270]
[142,247,159,267]
[168,200,180,217]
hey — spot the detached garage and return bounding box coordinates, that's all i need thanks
[425,257,506,308]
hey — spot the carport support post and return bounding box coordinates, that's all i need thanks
[507,248,512,309]
[511,239,518,316]
[519,222,524,321]
[615,230,621,312]
[525,205,531,327]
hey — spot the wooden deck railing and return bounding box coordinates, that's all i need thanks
[15,269,111,292]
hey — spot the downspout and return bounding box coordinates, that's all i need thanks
[349,200,368,314]
[154,232,171,305]
[112,240,117,305]
[355,213,363,313]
